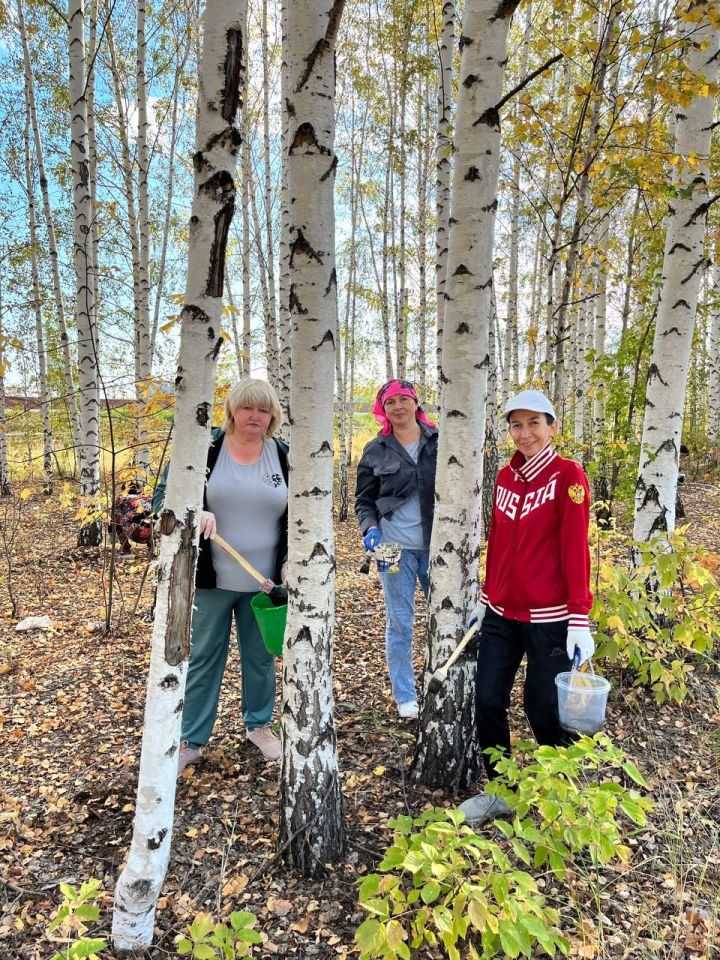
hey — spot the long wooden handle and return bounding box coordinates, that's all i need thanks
[440,620,480,672]
[212,534,267,586]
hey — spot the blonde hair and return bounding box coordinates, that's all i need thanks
[223,378,283,437]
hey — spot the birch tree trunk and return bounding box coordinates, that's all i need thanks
[151,36,191,356]
[709,264,720,442]
[69,0,102,546]
[18,0,81,464]
[111,2,244,946]
[277,0,292,427]
[23,89,53,494]
[417,79,429,397]
[135,0,152,480]
[279,0,345,877]
[412,0,518,790]
[435,0,455,389]
[633,9,720,542]
[0,278,10,496]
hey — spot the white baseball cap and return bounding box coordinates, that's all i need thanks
[504,389,557,421]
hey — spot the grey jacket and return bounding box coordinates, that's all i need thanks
[355,422,438,548]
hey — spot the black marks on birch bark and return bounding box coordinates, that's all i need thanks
[463,73,479,88]
[147,827,168,850]
[182,304,210,324]
[289,285,308,315]
[474,106,500,128]
[464,166,480,181]
[324,268,337,296]
[159,674,179,690]
[312,330,335,351]
[221,28,243,123]
[456,322,470,334]
[196,402,211,427]
[165,519,197,666]
[290,122,330,156]
[453,264,471,276]
[290,230,323,266]
[159,510,178,536]
[647,363,667,386]
[310,440,334,458]
[201,171,236,298]
[295,0,346,93]
[320,155,338,182]
[447,409,468,419]
[459,34,472,50]
[128,878,152,899]
[492,0,522,21]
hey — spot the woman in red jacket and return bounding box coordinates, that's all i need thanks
[460,390,594,825]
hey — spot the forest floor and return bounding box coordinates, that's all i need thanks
[0,480,719,960]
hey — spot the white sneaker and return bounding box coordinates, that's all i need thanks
[397,701,419,720]
[177,741,202,778]
[458,793,513,825]
[246,725,281,761]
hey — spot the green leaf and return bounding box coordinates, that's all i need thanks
[193,945,219,960]
[175,939,193,956]
[499,922,521,958]
[229,911,257,930]
[622,761,647,787]
[420,881,441,904]
[355,917,386,957]
[69,939,107,958]
[386,919,407,951]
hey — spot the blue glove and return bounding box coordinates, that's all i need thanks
[363,527,380,551]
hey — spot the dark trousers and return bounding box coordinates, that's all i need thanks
[475,607,573,779]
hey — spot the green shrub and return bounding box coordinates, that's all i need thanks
[175,910,262,959]
[356,736,652,960]
[47,880,106,960]
[593,529,720,703]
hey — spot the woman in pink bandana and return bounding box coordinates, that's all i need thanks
[355,380,438,719]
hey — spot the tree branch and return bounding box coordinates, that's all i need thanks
[495,53,563,115]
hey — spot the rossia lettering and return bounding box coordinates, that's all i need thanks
[520,477,557,518]
[496,479,557,521]
[496,485,520,519]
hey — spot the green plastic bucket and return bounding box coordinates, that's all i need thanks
[251,592,287,656]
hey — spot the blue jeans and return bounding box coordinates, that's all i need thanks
[379,549,429,705]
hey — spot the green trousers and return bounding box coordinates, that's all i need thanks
[181,588,276,748]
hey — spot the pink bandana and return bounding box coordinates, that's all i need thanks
[372,379,436,436]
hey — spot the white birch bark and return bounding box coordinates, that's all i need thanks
[18,0,81,461]
[417,78,430,396]
[435,0,455,389]
[69,0,102,546]
[709,264,720,441]
[280,0,345,876]
[412,0,519,790]
[504,3,531,400]
[0,278,10,496]
[261,0,278,370]
[111,2,244,946]
[249,161,280,385]
[135,0,152,479]
[633,9,719,542]
[23,87,53,493]
[241,58,253,376]
[277,0,292,427]
[151,36,191,356]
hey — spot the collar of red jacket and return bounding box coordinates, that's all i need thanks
[510,442,558,482]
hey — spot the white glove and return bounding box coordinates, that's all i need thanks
[468,602,486,630]
[566,627,595,666]
[200,510,217,539]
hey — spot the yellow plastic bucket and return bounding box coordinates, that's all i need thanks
[251,592,287,656]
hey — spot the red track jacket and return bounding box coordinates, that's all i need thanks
[481,443,592,629]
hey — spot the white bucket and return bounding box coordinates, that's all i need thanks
[555,662,610,735]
